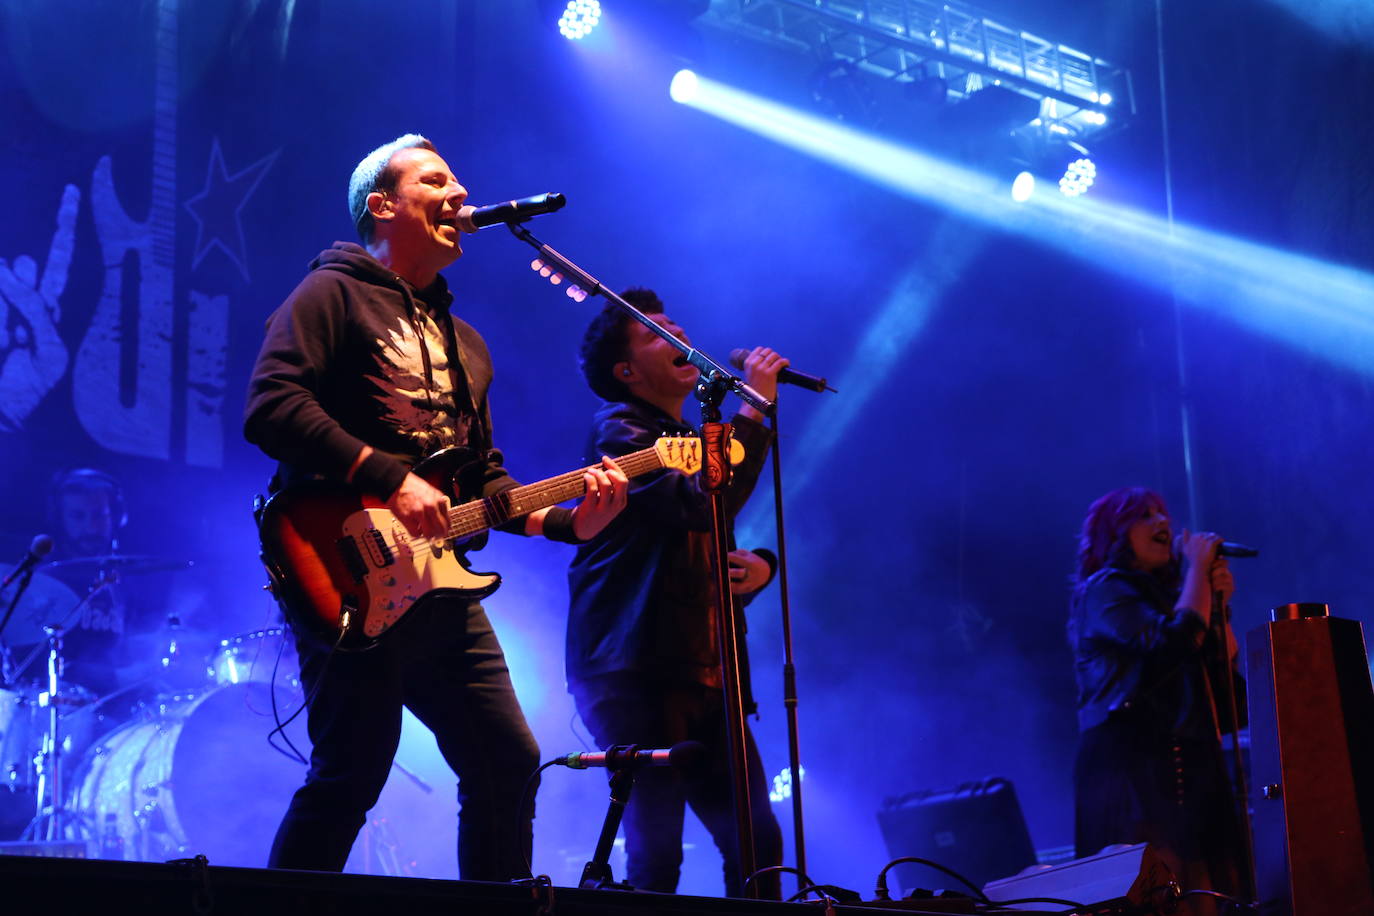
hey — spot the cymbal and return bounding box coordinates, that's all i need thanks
[44,554,194,576]
[0,567,82,646]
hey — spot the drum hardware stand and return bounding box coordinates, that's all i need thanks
[0,638,14,686]
[21,625,91,845]
[14,571,118,849]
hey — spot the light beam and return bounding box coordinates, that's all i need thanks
[669,70,1374,378]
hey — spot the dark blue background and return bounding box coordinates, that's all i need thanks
[2,0,1370,893]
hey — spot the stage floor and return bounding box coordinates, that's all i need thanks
[0,851,1033,915]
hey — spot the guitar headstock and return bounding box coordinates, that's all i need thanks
[652,435,745,475]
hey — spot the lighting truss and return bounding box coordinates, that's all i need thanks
[701,0,1134,141]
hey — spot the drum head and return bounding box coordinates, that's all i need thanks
[73,682,445,872]
[171,683,309,865]
[73,682,308,866]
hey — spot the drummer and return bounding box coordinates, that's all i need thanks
[30,469,135,695]
[0,469,154,697]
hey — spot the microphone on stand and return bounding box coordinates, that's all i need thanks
[555,740,705,771]
[1,534,54,590]
[1,534,55,647]
[457,192,566,232]
[728,349,835,393]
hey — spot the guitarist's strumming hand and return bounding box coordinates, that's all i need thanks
[387,472,451,539]
[350,444,451,539]
[570,454,629,540]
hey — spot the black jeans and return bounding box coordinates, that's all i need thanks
[571,673,783,899]
[268,599,540,879]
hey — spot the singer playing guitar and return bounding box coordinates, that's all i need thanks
[244,134,628,878]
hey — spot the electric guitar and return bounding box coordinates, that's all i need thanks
[257,436,741,648]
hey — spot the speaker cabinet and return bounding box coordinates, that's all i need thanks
[1247,605,1374,915]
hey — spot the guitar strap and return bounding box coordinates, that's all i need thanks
[437,305,493,456]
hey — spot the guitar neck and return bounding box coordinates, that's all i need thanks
[446,444,668,539]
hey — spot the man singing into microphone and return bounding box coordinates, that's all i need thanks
[566,288,786,898]
[244,134,628,878]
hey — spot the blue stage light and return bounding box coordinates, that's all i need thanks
[1058,157,1096,197]
[558,0,602,40]
[670,70,1374,383]
[669,68,699,103]
[1011,171,1036,202]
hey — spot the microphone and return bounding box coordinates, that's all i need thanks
[1218,541,1259,558]
[1,534,54,590]
[728,349,834,393]
[554,740,705,771]
[457,192,566,232]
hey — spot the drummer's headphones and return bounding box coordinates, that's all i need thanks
[48,468,129,532]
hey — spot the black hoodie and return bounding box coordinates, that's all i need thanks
[245,242,513,504]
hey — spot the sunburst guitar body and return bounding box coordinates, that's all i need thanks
[257,435,740,649]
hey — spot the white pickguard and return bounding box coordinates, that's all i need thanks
[341,508,497,637]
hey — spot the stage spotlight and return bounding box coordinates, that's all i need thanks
[669,68,699,103]
[558,0,602,40]
[1011,171,1036,202]
[1059,156,1096,197]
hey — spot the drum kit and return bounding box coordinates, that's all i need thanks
[2,553,436,874]
[1,554,313,867]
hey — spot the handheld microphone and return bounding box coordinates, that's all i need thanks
[1,534,54,590]
[728,349,834,393]
[555,740,705,771]
[1217,541,1259,558]
[457,192,566,232]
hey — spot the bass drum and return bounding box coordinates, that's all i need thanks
[72,682,309,865]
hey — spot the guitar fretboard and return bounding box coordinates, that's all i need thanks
[445,442,683,538]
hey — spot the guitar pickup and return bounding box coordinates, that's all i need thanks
[336,536,368,584]
[364,528,395,567]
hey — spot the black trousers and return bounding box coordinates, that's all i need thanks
[268,599,540,879]
[571,673,783,899]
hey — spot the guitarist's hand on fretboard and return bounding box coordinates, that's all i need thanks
[569,454,630,540]
[387,472,451,539]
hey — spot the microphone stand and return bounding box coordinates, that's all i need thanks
[765,409,809,895]
[0,565,37,647]
[507,222,773,897]
[579,749,641,890]
[1210,589,1256,902]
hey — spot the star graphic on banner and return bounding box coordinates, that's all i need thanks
[184,139,279,281]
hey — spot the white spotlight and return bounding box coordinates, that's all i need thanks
[1059,157,1097,197]
[558,0,601,40]
[669,69,699,104]
[1011,171,1036,203]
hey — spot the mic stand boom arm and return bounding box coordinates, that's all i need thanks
[506,223,775,416]
[507,221,767,896]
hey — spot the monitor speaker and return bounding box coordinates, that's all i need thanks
[877,777,1036,893]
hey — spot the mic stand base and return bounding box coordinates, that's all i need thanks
[578,763,638,891]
